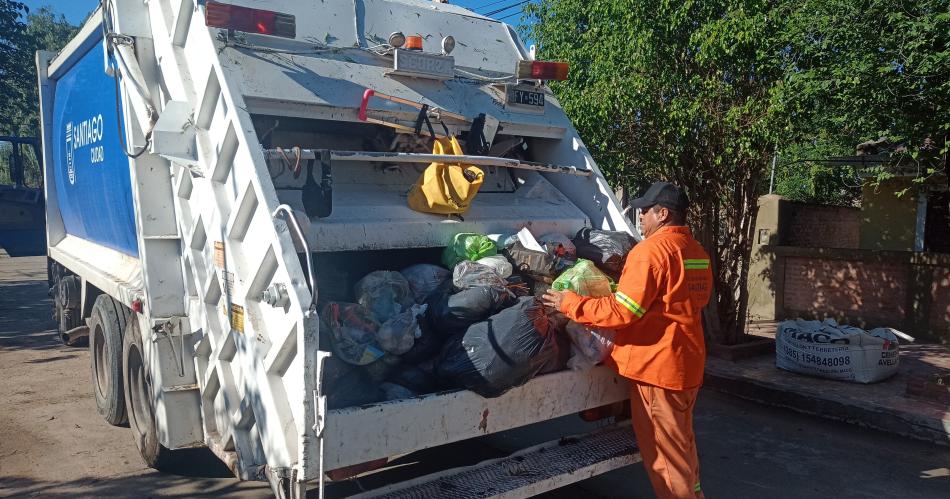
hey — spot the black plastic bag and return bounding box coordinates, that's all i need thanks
[323,356,383,409]
[435,296,560,397]
[572,229,635,277]
[400,317,443,364]
[426,285,515,336]
[379,382,416,401]
[388,364,437,394]
[362,353,401,383]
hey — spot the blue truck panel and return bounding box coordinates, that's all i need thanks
[52,36,139,257]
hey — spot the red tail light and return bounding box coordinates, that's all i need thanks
[517,60,570,81]
[205,1,296,39]
[580,401,630,422]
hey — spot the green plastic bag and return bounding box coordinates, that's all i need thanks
[552,259,613,297]
[442,233,497,268]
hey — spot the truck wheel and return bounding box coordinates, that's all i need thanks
[89,295,129,426]
[123,317,174,469]
[55,274,83,345]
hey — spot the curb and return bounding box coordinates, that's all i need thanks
[704,364,950,447]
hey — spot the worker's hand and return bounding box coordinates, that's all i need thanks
[542,289,567,312]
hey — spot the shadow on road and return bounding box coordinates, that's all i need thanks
[0,279,59,352]
[0,448,267,498]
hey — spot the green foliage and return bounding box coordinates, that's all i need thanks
[780,0,949,163]
[770,138,862,206]
[0,2,78,137]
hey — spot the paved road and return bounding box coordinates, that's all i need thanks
[1,254,947,498]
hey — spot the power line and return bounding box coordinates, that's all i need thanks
[485,0,532,17]
[473,0,516,13]
[497,10,525,21]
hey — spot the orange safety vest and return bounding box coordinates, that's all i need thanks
[559,226,712,390]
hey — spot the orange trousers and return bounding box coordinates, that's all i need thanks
[629,381,705,499]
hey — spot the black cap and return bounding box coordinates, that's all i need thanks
[630,181,689,213]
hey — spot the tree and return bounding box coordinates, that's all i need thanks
[526,0,793,344]
[0,2,78,136]
[0,0,30,135]
[779,0,949,189]
[768,137,863,206]
[0,2,77,185]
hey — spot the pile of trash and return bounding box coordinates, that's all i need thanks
[320,227,635,408]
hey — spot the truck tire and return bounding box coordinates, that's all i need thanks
[89,295,129,426]
[53,271,83,345]
[123,317,174,469]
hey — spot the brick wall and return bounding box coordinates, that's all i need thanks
[783,256,908,324]
[784,203,860,249]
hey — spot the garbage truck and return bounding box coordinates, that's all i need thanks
[37,0,640,496]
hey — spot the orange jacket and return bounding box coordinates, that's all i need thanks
[559,226,712,390]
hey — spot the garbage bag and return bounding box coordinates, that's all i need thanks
[435,296,560,397]
[442,233,497,268]
[539,310,571,374]
[572,229,635,277]
[565,321,615,371]
[426,285,515,336]
[475,255,513,279]
[355,271,415,323]
[539,233,577,259]
[487,232,519,249]
[379,382,416,401]
[321,302,386,366]
[401,264,451,304]
[375,304,427,355]
[552,259,614,297]
[400,316,443,364]
[388,364,437,393]
[323,356,383,409]
[453,260,509,291]
[504,241,555,276]
[363,353,402,383]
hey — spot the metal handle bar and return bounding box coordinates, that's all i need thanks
[272,204,317,314]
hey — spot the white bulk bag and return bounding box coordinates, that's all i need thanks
[776,318,901,383]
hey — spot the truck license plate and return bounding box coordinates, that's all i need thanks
[392,50,454,80]
[508,87,545,108]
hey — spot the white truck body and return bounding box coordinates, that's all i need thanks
[37,1,638,496]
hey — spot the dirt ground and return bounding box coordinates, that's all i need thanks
[0,255,268,498]
[1,253,948,498]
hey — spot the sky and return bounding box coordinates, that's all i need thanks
[20,0,535,30]
[21,0,97,24]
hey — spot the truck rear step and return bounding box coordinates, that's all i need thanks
[350,425,639,498]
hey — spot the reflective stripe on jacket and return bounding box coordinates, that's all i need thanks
[559,226,712,390]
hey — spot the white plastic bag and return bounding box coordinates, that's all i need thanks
[355,271,415,323]
[565,321,615,371]
[775,318,901,383]
[476,254,513,278]
[375,304,427,355]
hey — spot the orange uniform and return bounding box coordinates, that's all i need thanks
[559,225,712,389]
[558,225,712,499]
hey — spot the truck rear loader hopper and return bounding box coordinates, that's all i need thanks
[37,1,640,496]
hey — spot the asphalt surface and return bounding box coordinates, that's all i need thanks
[0,254,947,498]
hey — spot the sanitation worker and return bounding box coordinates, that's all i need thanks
[543,181,712,499]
